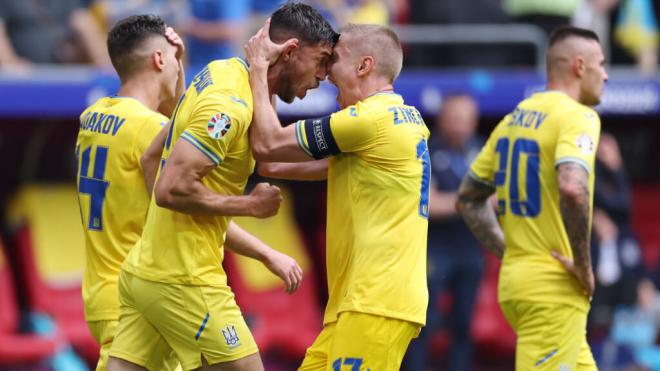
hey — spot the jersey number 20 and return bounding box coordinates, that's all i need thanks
[76,145,109,231]
[494,138,540,217]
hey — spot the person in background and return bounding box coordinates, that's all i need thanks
[457,26,608,370]
[404,94,485,371]
[0,0,110,69]
[589,132,646,332]
[179,0,249,73]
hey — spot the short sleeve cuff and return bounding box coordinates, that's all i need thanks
[181,131,222,165]
[295,120,314,158]
[555,157,591,174]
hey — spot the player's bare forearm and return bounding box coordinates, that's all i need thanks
[157,175,257,216]
[155,139,281,217]
[257,160,328,181]
[158,60,185,116]
[225,221,303,294]
[456,175,504,259]
[558,163,592,270]
[141,122,171,194]
[247,64,308,162]
[225,221,272,261]
[245,22,311,162]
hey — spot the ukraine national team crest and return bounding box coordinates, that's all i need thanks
[207,113,232,139]
[221,325,241,349]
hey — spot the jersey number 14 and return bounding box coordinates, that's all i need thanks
[76,145,109,231]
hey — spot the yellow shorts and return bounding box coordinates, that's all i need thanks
[500,300,597,371]
[299,311,420,371]
[88,319,179,371]
[110,271,258,371]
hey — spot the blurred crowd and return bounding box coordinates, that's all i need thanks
[0,0,658,73]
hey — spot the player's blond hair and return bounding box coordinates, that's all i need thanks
[340,24,403,83]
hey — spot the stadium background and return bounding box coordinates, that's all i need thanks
[0,0,659,370]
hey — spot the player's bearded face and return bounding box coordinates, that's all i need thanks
[276,43,332,104]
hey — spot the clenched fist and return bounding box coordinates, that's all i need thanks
[248,182,282,218]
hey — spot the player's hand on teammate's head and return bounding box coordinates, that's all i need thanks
[263,248,304,294]
[244,18,298,68]
[551,250,595,298]
[164,26,185,60]
[248,182,283,218]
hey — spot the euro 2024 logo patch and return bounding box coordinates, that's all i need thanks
[576,133,594,155]
[207,113,232,140]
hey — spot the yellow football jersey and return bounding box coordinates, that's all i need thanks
[296,92,430,326]
[470,91,601,312]
[76,96,167,321]
[123,58,255,287]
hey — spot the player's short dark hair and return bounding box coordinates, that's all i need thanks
[548,26,599,47]
[107,14,166,80]
[269,2,338,47]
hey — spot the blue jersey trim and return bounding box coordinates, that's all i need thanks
[195,313,210,340]
[235,57,249,72]
[295,120,314,158]
[181,132,222,165]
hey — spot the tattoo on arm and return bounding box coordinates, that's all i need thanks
[558,163,592,269]
[456,175,505,259]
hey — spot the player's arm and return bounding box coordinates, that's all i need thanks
[154,139,281,217]
[551,111,600,297]
[554,162,594,297]
[225,221,303,294]
[247,60,313,162]
[245,20,314,162]
[456,129,505,259]
[456,175,504,259]
[140,121,171,194]
[156,91,283,217]
[257,159,328,181]
[158,27,186,117]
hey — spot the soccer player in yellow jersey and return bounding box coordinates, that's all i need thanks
[244,22,429,371]
[80,15,304,371]
[107,4,337,371]
[456,26,608,370]
[77,15,185,371]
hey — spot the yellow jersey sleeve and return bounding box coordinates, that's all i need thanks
[180,93,249,165]
[555,109,601,173]
[294,105,376,159]
[134,115,167,171]
[469,117,509,187]
[328,106,377,152]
